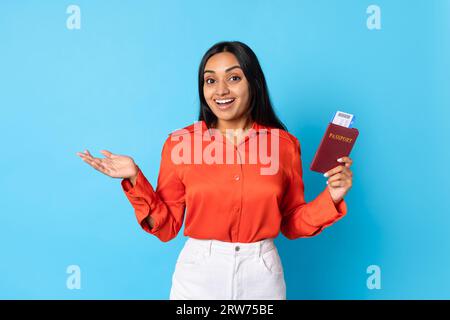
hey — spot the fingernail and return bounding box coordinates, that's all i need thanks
[337,158,343,162]
[326,181,329,184]
[323,173,328,177]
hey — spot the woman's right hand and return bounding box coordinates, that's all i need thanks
[76,149,138,181]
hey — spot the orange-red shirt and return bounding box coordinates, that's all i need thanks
[121,120,347,243]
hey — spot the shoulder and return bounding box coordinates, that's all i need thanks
[276,129,298,145]
[271,128,301,154]
[168,121,203,137]
[160,121,202,150]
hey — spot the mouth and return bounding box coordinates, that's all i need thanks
[214,98,236,110]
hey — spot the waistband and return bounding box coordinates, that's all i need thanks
[185,237,276,257]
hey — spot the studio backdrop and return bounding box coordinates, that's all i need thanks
[0,0,449,299]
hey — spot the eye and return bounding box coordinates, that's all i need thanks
[205,78,215,84]
[229,76,241,81]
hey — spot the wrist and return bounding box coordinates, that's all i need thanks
[129,164,139,187]
[332,197,343,205]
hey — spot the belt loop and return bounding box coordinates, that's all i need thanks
[208,240,212,257]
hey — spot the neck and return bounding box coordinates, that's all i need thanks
[215,116,253,132]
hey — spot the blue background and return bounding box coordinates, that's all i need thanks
[0,0,449,299]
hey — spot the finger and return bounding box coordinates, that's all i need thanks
[100,150,110,158]
[87,159,110,175]
[81,150,99,162]
[77,152,89,160]
[85,151,114,166]
[346,168,353,178]
[79,152,95,162]
[100,150,116,158]
[82,156,107,172]
[332,180,352,190]
[324,165,344,178]
[78,153,113,176]
[91,157,109,169]
[328,179,347,188]
[328,176,352,189]
[80,155,99,168]
[80,150,92,159]
[337,156,353,167]
[340,166,352,178]
[327,172,347,183]
[90,154,113,170]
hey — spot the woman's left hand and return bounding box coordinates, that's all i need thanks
[324,156,353,204]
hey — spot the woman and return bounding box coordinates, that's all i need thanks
[76,41,353,300]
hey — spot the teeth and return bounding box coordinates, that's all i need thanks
[215,98,235,104]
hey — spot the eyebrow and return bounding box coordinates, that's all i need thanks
[204,65,241,74]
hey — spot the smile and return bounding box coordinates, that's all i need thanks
[214,98,236,110]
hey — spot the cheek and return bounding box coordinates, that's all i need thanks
[236,83,250,104]
[203,86,214,100]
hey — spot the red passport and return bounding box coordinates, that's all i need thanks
[310,122,359,173]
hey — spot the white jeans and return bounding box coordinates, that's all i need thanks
[169,237,287,300]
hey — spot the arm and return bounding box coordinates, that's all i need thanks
[280,137,347,239]
[121,137,186,242]
[125,173,155,229]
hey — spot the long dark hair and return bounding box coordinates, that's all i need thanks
[198,41,287,131]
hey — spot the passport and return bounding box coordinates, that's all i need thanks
[310,122,359,173]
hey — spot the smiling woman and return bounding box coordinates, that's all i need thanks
[77,41,353,300]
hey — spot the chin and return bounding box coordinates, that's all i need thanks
[214,114,235,122]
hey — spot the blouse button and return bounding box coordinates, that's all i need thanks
[233,175,240,181]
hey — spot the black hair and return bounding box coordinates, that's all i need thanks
[197,41,287,131]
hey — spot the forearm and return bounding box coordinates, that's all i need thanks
[123,168,155,230]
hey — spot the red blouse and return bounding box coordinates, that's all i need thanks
[121,120,347,243]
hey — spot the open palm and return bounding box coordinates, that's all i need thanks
[76,149,138,179]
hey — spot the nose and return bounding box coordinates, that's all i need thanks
[216,79,230,96]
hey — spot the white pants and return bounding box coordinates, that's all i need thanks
[169,237,287,300]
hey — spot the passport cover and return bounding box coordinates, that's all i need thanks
[310,122,359,173]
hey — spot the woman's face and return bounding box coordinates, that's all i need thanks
[203,52,251,127]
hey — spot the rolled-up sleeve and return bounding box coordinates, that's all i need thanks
[121,136,186,242]
[280,137,347,239]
